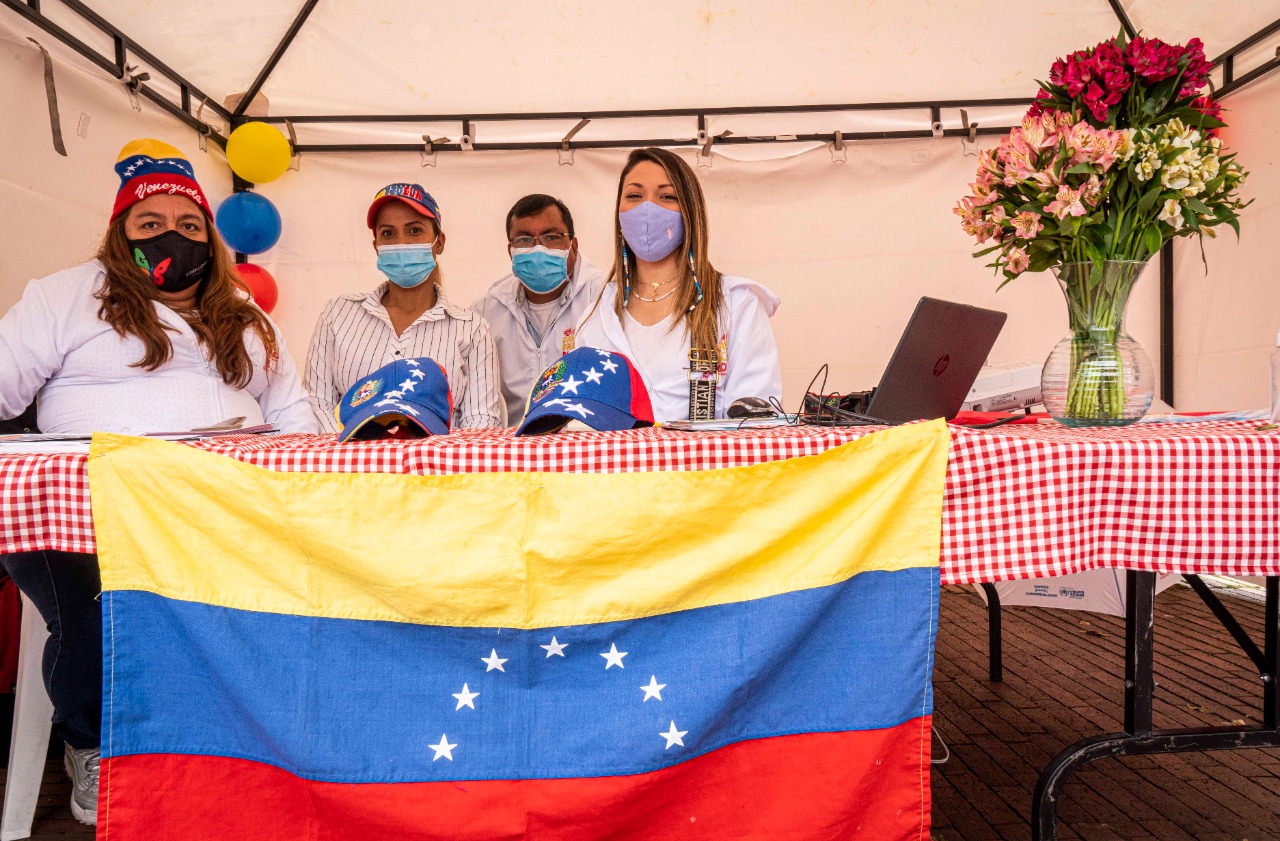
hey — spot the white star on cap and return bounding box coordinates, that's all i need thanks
[405,359,421,367]
[583,368,604,384]
[374,398,400,408]
[600,643,627,669]
[542,398,573,409]
[399,378,417,392]
[397,404,420,417]
[384,390,404,400]
[641,675,666,702]
[559,375,583,395]
[600,359,619,373]
[563,402,595,418]
[452,683,479,710]
[410,369,426,379]
[429,734,457,761]
[540,636,568,658]
[482,649,508,672]
[660,721,687,749]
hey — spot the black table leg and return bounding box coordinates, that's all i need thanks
[980,582,1003,683]
[1030,572,1280,841]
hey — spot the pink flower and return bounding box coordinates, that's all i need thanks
[1179,38,1213,97]
[1045,185,1087,219]
[1191,95,1224,137]
[1005,246,1030,275]
[1079,174,1102,207]
[1125,36,1181,81]
[987,204,1008,224]
[1013,211,1044,239]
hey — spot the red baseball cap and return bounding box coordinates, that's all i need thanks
[367,183,442,229]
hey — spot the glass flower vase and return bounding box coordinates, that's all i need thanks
[1041,260,1155,427]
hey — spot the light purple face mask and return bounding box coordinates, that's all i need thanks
[618,202,685,263]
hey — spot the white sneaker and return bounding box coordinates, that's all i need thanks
[62,743,99,826]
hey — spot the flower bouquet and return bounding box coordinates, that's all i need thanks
[955,32,1250,425]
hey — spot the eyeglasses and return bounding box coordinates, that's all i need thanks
[509,233,573,250]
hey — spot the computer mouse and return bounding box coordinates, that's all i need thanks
[727,396,777,419]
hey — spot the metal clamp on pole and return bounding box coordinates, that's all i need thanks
[284,119,300,171]
[960,108,979,156]
[460,120,474,152]
[559,118,590,166]
[420,135,437,167]
[194,97,214,151]
[122,63,151,112]
[697,129,731,168]
[830,129,846,163]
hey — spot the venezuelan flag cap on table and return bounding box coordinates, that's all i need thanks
[90,420,948,840]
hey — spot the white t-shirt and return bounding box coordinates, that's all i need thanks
[526,299,560,340]
[622,312,689,400]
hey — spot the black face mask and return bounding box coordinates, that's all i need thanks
[127,230,211,293]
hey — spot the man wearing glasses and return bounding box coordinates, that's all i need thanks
[472,194,605,425]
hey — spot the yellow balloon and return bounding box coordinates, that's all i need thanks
[226,122,291,184]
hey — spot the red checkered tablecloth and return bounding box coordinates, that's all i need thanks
[2,421,1277,584]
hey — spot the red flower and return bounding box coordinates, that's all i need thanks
[1178,38,1213,97]
[1191,95,1224,137]
[1125,36,1181,81]
[1026,88,1055,118]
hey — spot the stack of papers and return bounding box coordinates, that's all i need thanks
[0,418,276,454]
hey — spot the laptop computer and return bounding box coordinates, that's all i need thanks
[813,297,1007,424]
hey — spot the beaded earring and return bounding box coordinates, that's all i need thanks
[622,242,633,308]
[687,248,703,312]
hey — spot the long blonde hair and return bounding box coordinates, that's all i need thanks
[607,148,723,356]
[94,216,278,387]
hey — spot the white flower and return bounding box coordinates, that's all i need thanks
[1158,198,1185,231]
[1161,163,1192,191]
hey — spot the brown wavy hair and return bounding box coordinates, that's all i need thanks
[94,216,278,387]
[606,147,724,357]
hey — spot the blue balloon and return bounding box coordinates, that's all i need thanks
[215,191,282,255]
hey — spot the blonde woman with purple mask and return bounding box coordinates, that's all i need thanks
[572,148,782,423]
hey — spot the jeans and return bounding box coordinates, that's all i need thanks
[0,551,101,749]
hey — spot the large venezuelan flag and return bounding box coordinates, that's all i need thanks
[90,420,949,840]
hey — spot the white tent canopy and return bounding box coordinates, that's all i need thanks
[3,0,1279,410]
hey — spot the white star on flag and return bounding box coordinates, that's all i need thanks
[482,649,508,672]
[399,378,417,392]
[583,368,604,384]
[563,402,594,418]
[660,721,687,750]
[541,636,568,658]
[429,734,457,761]
[600,643,627,669]
[559,375,583,395]
[600,359,619,373]
[452,683,479,710]
[641,676,666,701]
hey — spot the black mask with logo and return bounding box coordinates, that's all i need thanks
[127,230,212,293]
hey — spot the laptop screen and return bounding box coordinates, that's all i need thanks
[864,297,1007,423]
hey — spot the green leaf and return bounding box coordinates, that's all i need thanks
[1065,163,1097,175]
[1184,198,1211,214]
[1144,225,1163,255]
[1181,205,1201,231]
[1136,186,1162,215]
[1226,216,1240,238]
[972,244,1004,258]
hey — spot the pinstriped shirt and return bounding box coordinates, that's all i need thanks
[305,282,503,433]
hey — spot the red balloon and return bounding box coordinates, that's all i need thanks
[233,263,279,314]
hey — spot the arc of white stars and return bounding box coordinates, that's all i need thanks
[541,636,568,658]
[660,721,687,750]
[482,648,508,672]
[452,683,479,710]
[641,675,666,701]
[429,734,457,761]
[600,643,627,669]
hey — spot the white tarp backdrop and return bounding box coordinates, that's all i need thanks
[2,1,1279,410]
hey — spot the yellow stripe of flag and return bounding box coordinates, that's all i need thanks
[90,420,948,629]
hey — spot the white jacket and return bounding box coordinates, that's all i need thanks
[573,275,782,423]
[0,261,317,435]
[470,257,606,425]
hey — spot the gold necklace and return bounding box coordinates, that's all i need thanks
[632,286,678,303]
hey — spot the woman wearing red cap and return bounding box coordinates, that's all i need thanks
[305,183,503,431]
[0,139,316,826]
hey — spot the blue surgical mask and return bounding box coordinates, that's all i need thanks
[376,243,436,288]
[618,202,685,263]
[511,246,569,294]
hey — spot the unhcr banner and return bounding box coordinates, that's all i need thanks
[89,421,948,840]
